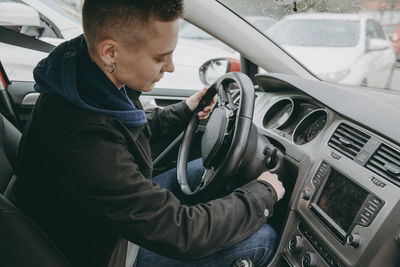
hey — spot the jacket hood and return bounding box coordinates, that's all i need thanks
[33,34,147,126]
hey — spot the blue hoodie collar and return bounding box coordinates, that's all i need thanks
[33,34,147,127]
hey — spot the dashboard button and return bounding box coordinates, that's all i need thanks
[362,209,372,218]
[288,235,303,254]
[366,203,377,212]
[358,216,370,226]
[356,151,369,163]
[371,197,382,206]
[347,233,361,248]
[302,252,318,267]
[302,190,312,200]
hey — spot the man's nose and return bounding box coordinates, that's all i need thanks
[164,55,175,73]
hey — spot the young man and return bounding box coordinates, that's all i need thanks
[15,0,285,266]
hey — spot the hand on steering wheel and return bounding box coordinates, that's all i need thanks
[185,87,218,120]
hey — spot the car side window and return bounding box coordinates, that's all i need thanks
[372,21,386,40]
[39,16,62,39]
[154,20,240,91]
[39,19,58,38]
[366,20,378,40]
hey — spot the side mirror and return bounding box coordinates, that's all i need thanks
[367,38,390,51]
[0,2,42,38]
[199,58,240,86]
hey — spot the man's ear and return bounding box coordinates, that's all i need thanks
[97,39,118,65]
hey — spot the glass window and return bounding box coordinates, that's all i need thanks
[219,0,398,91]
[367,20,379,39]
[267,19,360,47]
[372,21,386,39]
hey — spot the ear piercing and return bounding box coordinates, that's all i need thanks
[105,61,116,74]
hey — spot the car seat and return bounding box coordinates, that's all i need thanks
[0,113,71,266]
[0,113,20,197]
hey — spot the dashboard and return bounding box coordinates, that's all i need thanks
[252,74,400,267]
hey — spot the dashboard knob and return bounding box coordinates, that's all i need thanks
[302,189,312,200]
[288,235,303,254]
[347,233,361,248]
[263,144,277,168]
[302,252,318,267]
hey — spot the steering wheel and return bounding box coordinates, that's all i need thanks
[177,72,256,198]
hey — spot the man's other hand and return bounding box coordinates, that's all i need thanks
[186,87,217,120]
[257,171,285,201]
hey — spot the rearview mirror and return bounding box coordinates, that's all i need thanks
[199,58,240,86]
[367,38,390,51]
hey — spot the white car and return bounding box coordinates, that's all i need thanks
[0,0,81,81]
[0,0,238,91]
[266,13,396,88]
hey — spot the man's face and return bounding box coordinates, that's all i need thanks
[114,19,179,92]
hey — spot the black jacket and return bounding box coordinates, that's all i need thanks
[14,36,278,267]
[15,92,278,266]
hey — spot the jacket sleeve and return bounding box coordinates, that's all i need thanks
[146,101,193,141]
[53,123,277,261]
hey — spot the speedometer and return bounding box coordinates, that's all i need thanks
[293,109,328,145]
[306,114,327,142]
[263,98,294,129]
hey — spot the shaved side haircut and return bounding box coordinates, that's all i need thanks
[82,0,184,54]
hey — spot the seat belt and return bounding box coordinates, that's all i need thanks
[0,26,55,53]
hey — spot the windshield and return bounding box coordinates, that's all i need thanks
[219,0,399,90]
[267,19,360,47]
[0,0,398,91]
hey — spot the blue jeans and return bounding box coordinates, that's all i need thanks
[134,159,277,267]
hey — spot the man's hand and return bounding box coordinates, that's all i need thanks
[257,171,285,201]
[186,87,217,120]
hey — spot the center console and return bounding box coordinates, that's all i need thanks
[309,163,384,245]
[281,159,399,267]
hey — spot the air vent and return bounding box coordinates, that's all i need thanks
[328,124,370,159]
[366,144,400,187]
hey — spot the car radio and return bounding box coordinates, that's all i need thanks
[309,162,384,245]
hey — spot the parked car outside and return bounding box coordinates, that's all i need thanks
[383,23,400,60]
[266,13,396,88]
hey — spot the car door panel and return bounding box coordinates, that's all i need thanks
[5,80,198,129]
[4,81,36,129]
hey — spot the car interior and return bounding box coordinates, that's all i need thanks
[0,0,399,267]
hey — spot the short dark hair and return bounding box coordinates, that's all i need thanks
[82,0,184,54]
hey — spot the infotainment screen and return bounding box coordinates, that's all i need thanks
[316,169,368,233]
